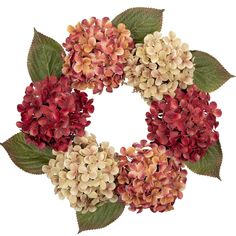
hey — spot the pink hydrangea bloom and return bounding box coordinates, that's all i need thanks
[62,17,134,94]
[146,85,222,162]
[16,76,94,152]
[116,140,187,213]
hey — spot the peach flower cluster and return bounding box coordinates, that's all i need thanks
[116,140,187,213]
[62,17,134,94]
[42,133,119,214]
[125,31,195,103]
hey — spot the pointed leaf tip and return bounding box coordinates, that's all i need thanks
[192,50,233,92]
[1,132,54,174]
[76,201,125,233]
[185,141,222,179]
[27,29,64,82]
[112,7,164,43]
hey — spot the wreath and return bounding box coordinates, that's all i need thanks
[0,7,233,234]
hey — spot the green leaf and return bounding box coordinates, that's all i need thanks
[1,132,54,174]
[192,50,234,92]
[27,28,64,82]
[76,201,125,233]
[112,7,164,43]
[185,141,222,179]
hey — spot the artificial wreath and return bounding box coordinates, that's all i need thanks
[0,7,234,234]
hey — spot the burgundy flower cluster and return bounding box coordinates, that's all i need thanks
[116,140,187,213]
[146,85,222,162]
[17,76,94,152]
[62,17,134,94]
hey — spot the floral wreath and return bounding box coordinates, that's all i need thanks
[0,7,233,234]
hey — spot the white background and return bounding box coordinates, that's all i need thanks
[0,0,236,235]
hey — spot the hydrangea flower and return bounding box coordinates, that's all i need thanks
[146,85,222,162]
[42,133,119,214]
[125,31,195,103]
[16,76,94,152]
[116,140,187,213]
[62,17,134,94]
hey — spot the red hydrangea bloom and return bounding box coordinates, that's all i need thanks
[146,85,222,162]
[116,140,187,213]
[62,17,134,94]
[16,76,94,152]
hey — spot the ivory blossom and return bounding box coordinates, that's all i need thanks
[42,133,119,214]
[125,31,195,103]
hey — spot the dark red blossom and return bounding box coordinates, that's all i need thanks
[16,76,94,152]
[146,85,222,162]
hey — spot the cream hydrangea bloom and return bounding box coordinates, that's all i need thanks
[42,133,119,214]
[125,31,195,103]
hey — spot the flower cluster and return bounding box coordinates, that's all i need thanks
[116,140,187,213]
[146,85,222,162]
[16,76,94,152]
[125,31,194,103]
[62,17,134,94]
[42,133,119,214]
